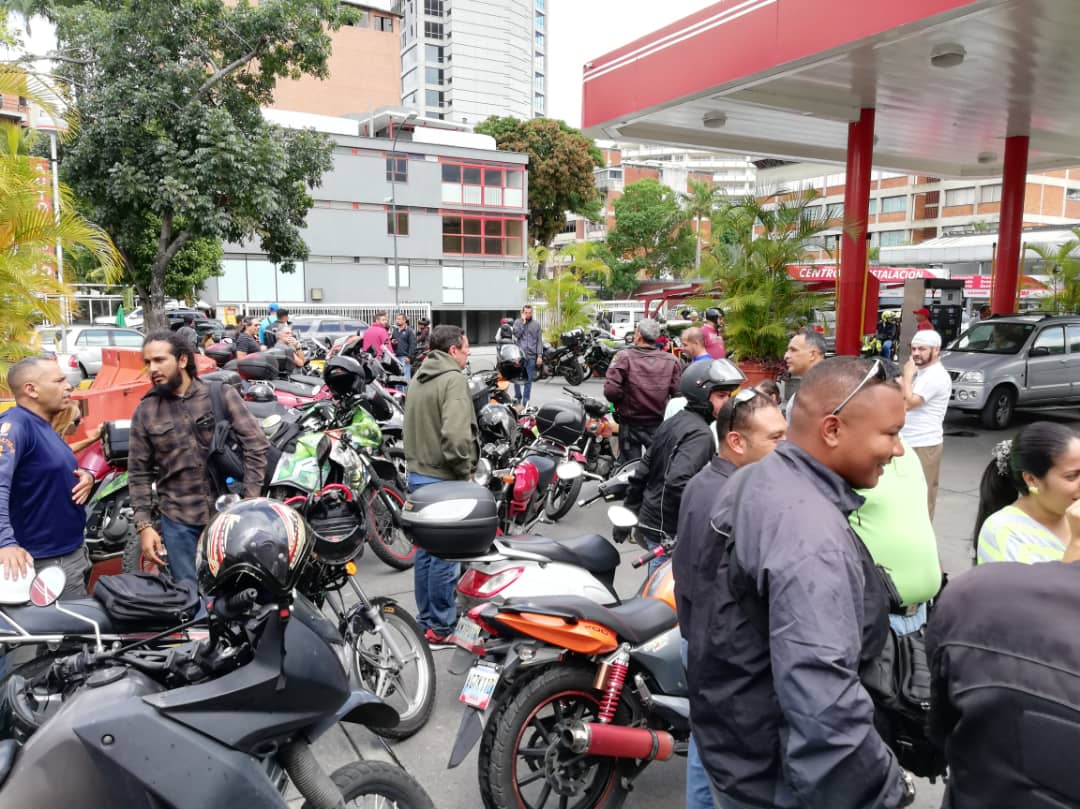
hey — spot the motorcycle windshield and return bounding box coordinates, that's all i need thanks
[345,407,383,450]
[271,432,331,491]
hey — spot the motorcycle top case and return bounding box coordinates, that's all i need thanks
[101,419,131,466]
[534,398,586,446]
[560,327,585,348]
[400,481,497,558]
[205,343,235,366]
[236,351,279,381]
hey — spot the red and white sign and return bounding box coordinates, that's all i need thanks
[953,275,1050,298]
[786,265,942,284]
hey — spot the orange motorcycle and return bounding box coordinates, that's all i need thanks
[446,532,687,809]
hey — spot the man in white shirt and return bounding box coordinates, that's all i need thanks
[901,329,951,519]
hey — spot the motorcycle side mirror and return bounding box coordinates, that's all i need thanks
[316,434,333,467]
[29,567,66,607]
[607,506,638,529]
[557,461,584,481]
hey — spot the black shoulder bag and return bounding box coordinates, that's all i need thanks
[205,381,247,495]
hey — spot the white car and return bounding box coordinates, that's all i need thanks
[36,325,146,386]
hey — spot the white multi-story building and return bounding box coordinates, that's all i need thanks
[398,0,546,124]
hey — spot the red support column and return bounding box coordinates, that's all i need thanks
[836,108,875,356]
[992,135,1029,314]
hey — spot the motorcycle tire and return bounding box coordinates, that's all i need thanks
[353,597,436,740]
[365,486,415,570]
[561,362,585,387]
[543,475,583,522]
[301,760,435,809]
[482,665,636,809]
[121,528,165,576]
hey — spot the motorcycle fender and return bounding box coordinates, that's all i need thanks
[91,470,128,504]
[629,626,687,696]
[448,704,485,769]
[312,688,399,740]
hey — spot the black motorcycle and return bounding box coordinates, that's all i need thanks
[582,330,619,379]
[538,328,588,386]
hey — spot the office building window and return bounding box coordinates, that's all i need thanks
[388,265,410,288]
[868,198,878,215]
[534,92,544,112]
[944,187,976,206]
[534,72,544,92]
[402,67,418,94]
[877,229,907,246]
[387,212,409,236]
[441,162,525,207]
[426,66,444,85]
[402,46,418,71]
[385,157,407,183]
[535,31,544,49]
[1067,188,1080,202]
[535,52,544,71]
[880,195,907,214]
[425,89,444,108]
[442,217,524,256]
[536,11,544,29]
[424,0,444,15]
[426,44,444,63]
[348,11,369,27]
[826,203,843,219]
[442,266,464,304]
[424,21,443,39]
[536,0,544,8]
[980,184,1002,203]
[374,15,393,32]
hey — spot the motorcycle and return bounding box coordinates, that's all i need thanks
[581,330,619,379]
[537,329,588,386]
[0,564,436,808]
[446,508,687,809]
[561,386,619,481]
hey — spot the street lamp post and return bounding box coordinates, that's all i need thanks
[388,111,418,316]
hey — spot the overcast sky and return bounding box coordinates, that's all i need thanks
[547,0,711,128]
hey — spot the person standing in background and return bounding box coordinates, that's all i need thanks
[900,329,951,519]
[392,313,416,381]
[512,305,543,407]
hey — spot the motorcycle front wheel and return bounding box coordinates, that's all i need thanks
[301,760,435,809]
[365,487,415,570]
[561,362,584,387]
[544,475,583,522]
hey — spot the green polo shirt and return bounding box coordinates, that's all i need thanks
[850,438,942,606]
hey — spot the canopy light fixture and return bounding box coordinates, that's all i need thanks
[977,151,997,164]
[702,111,727,129]
[930,43,966,68]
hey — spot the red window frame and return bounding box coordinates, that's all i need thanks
[441,215,525,257]
[440,160,525,208]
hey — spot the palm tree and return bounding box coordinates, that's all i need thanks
[529,243,612,341]
[681,179,724,271]
[1027,231,1080,314]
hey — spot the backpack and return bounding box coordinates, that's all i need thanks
[92,572,200,628]
[205,381,247,495]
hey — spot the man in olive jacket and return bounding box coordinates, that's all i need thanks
[404,324,478,644]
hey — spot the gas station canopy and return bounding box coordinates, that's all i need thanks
[582,0,1080,178]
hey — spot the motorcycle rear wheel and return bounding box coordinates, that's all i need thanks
[121,527,164,576]
[300,760,435,809]
[544,475,583,522]
[365,487,415,570]
[561,362,584,387]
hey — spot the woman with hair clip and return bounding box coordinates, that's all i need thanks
[974,420,1080,564]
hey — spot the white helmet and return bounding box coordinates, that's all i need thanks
[0,566,34,605]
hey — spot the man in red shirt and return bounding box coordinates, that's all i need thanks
[362,311,391,354]
[913,307,934,331]
[702,307,727,358]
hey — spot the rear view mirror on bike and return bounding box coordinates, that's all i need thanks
[29,567,67,608]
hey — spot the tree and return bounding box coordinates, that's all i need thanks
[681,179,724,271]
[528,243,609,341]
[34,0,355,330]
[476,116,602,275]
[1028,231,1080,314]
[607,178,695,279]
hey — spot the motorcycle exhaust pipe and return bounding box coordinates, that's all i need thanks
[561,720,675,762]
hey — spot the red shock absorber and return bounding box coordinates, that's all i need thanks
[598,648,629,724]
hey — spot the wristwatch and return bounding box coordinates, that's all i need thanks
[895,770,917,808]
[135,520,154,534]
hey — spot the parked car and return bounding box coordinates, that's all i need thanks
[596,308,647,343]
[36,325,146,386]
[170,317,225,343]
[290,315,368,343]
[942,314,1080,429]
[93,301,206,328]
[809,307,837,354]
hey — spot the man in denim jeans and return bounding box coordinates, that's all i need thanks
[403,325,478,646]
[512,305,543,406]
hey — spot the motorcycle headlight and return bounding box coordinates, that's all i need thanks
[473,458,492,487]
[957,370,984,383]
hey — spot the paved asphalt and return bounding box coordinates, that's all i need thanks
[309,350,1080,809]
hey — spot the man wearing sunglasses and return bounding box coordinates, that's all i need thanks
[682,356,916,809]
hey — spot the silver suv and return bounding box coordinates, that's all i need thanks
[942,314,1080,429]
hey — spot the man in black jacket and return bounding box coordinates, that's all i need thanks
[624,359,744,572]
[681,357,916,809]
[392,313,417,381]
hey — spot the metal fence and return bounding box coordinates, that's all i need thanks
[217,302,432,325]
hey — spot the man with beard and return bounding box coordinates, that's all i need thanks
[129,331,267,583]
[683,357,916,809]
[900,329,950,518]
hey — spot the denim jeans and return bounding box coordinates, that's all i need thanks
[514,356,538,404]
[682,639,717,809]
[397,357,412,381]
[160,514,205,584]
[890,602,928,635]
[408,472,460,636]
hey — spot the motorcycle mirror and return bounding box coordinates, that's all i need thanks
[316,434,333,467]
[29,567,66,608]
[607,505,638,529]
[556,461,584,481]
[473,458,493,487]
[215,493,241,512]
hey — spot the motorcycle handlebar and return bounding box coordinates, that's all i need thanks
[631,545,666,569]
[212,588,259,619]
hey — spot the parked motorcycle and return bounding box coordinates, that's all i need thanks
[561,386,619,480]
[537,328,588,386]
[582,330,619,379]
[0,563,436,808]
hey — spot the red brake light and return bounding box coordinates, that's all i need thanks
[813,325,825,333]
[68,355,79,369]
[467,603,501,637]
[458,566,525,599]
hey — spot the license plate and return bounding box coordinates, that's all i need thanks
[459,662,500,710]
[452,616,482,650]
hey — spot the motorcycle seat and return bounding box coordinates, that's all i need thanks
[244,400,295,421]
[501,594,677,645]
[273,379,324,398]
[500,533,620,575]
[288,373,325,388]
[0,599,119,637]
[525,454,558,489]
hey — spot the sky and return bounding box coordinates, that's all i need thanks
[547,0,713,129]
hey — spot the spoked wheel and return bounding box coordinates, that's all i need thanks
[352,597,436,740]
[121,528,164,575]
[544,475,583,522]
[366,487,415,570]
[300,761,436,809]
[483,666,635,809]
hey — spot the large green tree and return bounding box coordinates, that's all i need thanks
[29,0,355,330]
[1028,230,1080,314]
[607,178,695,279]
[476,116,602,274]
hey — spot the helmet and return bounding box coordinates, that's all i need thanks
[680,358,746,408]
[248,381,276,403]
[478,402,517,443]
[306,487,367,564]
[497,343,527,381]
[197,498,313,599]
[324,355,374,398]
[704,307,724,325]
[0,566,33,605]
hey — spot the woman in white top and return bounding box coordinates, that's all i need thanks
[974,421,1080,564]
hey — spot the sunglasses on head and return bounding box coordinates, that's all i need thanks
[831,358,888,416]
[726,387,764,436]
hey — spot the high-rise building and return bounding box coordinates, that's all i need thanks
[398,0,546,124]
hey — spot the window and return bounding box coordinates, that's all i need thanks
[1033,327,1066,355]
[402,67,418,94]
[425,89,444,108]
[534,72,544,92]
[426,66,444,85]
[877,230,908,247]
[880,195,907,214]
[348,11,369,27]
[402,46,418,71]
[944,187,976,206]
[535,31,544,50]
[76,330,111,347]
[111,332,143,348]
[386,156,407,182]
[424,21,444,39]
[426,44,444,63]
[536,11,544,29]
[868,198,879,215]
[980,184,1002,203]
[387,212,409,236]
[374,15,394,32]
[536,0,544,8]
[535,52,544,71]
[826,203,844,219]
[424,0,444,14]
[441,162,525,207]
[388,265,410,288]
[1068,325,1080,353]
[442,266,464,304]
[534,93,544,113]
[316,322,342,333]
[1067,188,1080,202]
[442,217,524,256]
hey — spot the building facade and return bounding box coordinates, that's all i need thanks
[203,111,529,344]
[398,0,546,124]
[269,1,403,118]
